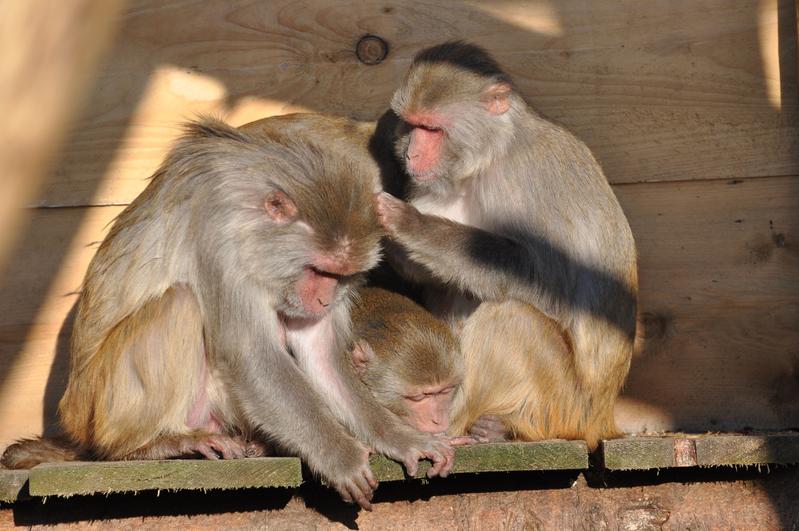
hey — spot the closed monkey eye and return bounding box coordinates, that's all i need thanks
[404,394,426,402]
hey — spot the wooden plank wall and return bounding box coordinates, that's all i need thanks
[0,0,797,448]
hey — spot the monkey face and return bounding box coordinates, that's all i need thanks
[390,48,517,190]
[400,383,458,434]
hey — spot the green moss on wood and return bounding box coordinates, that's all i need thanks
[602,438,675,470]
[0,470,29,503]
[695,434,799,466]
[28,457,302,497]
[371,440,589,481]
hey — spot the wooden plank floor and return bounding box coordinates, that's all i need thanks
[4,434,799,502]
[0,470,28,503]
[602,433,799,470]
[27,457,301,497]
[370,440,588,481]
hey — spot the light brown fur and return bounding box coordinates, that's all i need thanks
[351,287,461,434]
[375,42,638,450]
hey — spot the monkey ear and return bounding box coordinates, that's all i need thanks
[264,190,298,224]
[481,82,512,115]
[351,340,375,375]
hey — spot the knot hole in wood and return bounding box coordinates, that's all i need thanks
[356,35,389,65]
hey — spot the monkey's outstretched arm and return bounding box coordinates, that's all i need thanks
[376,192,567,319]
[212,294,377,509]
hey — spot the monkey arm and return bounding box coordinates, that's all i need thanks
[376,192,567,321]
[207,292,377,508]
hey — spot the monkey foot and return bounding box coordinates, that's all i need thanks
[468,415,510,442]
[183,434,261,460]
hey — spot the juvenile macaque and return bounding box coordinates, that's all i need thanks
[350,287,461,435]
[2,117,455,510]
[375,42,638,450]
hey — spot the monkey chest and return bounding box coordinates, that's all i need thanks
[415,195,474,226]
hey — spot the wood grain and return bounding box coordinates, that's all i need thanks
[0,0,125,272]
[32,0,799,207]
[614,175,799,434]
[370,440,588,481]
[28,458,301,496]
[1,176,797,448]
[602,433,799,470]
[0,470,28,503]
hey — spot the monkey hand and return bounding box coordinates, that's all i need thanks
[380,430,455,479]
[375,192,420,239]
[320,440,378,511]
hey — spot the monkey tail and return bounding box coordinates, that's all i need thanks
[1,436,86,470]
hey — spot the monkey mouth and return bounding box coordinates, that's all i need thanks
[409,168,439,182]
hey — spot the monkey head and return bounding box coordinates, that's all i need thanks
[194,137,383,321]
[389,41,520,192]
[351,310,462,434]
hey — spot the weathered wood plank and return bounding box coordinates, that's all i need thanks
[614,175,799,434]
[603,433,799,470]
[31,0,798,207]
[5,468,799,528]
[2,176,798,448]
[0,470,29,503]
[0,0,125,272]
[695,434,799,466]
[28,457,302,497]
[370,441,588,481]
[602,438,677,471]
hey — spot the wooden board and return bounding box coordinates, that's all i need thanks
[603,433,799,470]
[614,175,799,434]
[1,176,797,447]
[30,0,798,207]
[0,206,124,448]
[0,470,28,503]
[0,0,125,273]
[28,457,301,497]
[370,441,588,481]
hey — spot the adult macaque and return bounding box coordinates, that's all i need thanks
[2,118,455,510]
[350,287,461,435]
[375,42,638,450]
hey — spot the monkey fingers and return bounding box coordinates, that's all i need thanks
[446,435,482,446]
[468,415,509,442]
[334,464,377,511]
[424,439,455,478]
[374,192,416,237]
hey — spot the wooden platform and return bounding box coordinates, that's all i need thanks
[4,434,799,503]
[602,433,799,470]
[370,440,588,481]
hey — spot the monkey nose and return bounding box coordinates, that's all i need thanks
[317,298,330,308]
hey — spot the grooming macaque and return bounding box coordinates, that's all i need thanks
[350,287,461,435]
[375,42,638,450]
[2,117,458,510]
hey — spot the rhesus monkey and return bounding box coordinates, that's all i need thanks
[350,287,462,435]
[2,118,456,510]
[375,42,638,450]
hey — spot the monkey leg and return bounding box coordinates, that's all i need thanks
[450,300,587,444]
[60,285,240,460]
